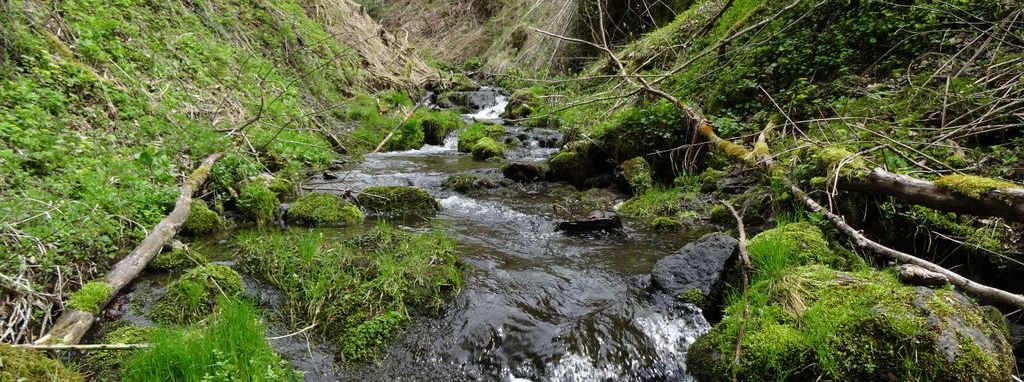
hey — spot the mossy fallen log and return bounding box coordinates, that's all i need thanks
[35,153,222,345]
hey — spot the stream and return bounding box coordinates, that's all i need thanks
[112,88,713,382]
[311,88,712,381]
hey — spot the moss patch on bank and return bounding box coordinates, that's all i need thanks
[67,281,113,314]
[356,186,441,217]
[0,343,84,381]
[149,264,243,325]
[236,223,463,362]
[287,193,364,226]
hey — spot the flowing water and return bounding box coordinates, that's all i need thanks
[304,89,712,381]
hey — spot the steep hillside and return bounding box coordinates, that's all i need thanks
[0,0,434,343]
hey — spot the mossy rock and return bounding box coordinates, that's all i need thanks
[676,168,728,193]
[82,323,154,381]
[356,186,441,217]
[149,264,243,325]
[621,156,654,195]
[182,200,223,235]
[287,192,365,226]
[0,343,84,381]
[687,265,1014,382]
[149,247,207,271]
[548,151,593,187]
[500,89,538,119]
[651,216,684,232]
[471,137,506,161]
[457,122,505,152]
[501,162,549,183]
[441,174,504,193]
[238,183,278,225]
[747,222,864,278]
[67,281,113,314]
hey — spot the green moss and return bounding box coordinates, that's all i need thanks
[238,183,278,225]
[622,157,654,195]
[441,174,484,193]
[651,216,684,232]
[934,174,1019,199]
[268,177,297,202]
[83,324,155,381]
[236,223,463,362]
[618,187,694,219]
[813,147,868,179]
[548,151,594,187]
[677,288,707,308]
[183,200,223,235]
[356,186,441,217]
[149,247,207,271]
[457,122,505,152]
[287,193,365,226]
[0,343,84,381]
[687,265,1013,382]
[210,154,263,191]
[149,264,243,325]
[501,89,538,119]
[67,281,113,314]
[413,109,466,145]
[747,222,863,281]
[471,137,506,161]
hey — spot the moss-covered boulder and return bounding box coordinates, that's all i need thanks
[620,156,654,195]
[149,246,207,271]
[287,192,365,226]
[149,264,243,325]
[747,222,865,279]
[238,183,278,225]
[182,200,223,235]
[0,343,84,381]
[441,174,505,193]
[457,122,505,152]
[471,137,505,161]
[356,186,441,217]
[548,151,592,187]
[82,323,154,381]
[500,89,538,119]
[651,216,684,232]
[415,110,466,145]
[687,265,1015,382]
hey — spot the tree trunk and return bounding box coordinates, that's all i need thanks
[35,153,222,345]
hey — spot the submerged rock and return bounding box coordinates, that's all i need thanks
[441,174,507,193]
[650,233,738,312]
[287,192,365,226]
[502,162,549,182]
[356,186,441,217]
[687,265,1015,382]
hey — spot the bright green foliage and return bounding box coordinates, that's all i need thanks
[457,122,505,152]
[651,216,684,232]
[676,288,706,308]
[471,137,506,161]
[356,186,441,217]
[934,174,1019,199]
[238,183,278,225]
[441,174,499,193]
[125,299,297,381]
[676,168,727,193]
[747,222,863,281]
[0,343,84,382]
[618,187,695,219]
[345,95,467,152]
[501,88,539,119]
[67,281,113,314]
[595,100,691,163]
[621,156,654,195]
[82,324,155,382]
[687,265,1014,382]
[287,192,365,226]
[236,223,463,362]
[209,154,262,192]
[412,109,466,145]
[182,200,223,235]
[149,264,243,325]
[149,247,207,271]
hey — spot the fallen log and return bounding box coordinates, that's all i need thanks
[35,153,222,345]
[840,168,1024,224]
[555,210,623,233]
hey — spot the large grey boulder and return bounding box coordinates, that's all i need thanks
[650,233,738,318]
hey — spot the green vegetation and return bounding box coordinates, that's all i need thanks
[687,265,1013,382]
[457,122,505,152]
[471,137,506,161]
[346,94,469,152]
[676,288,707,308]
[149,264,243,325]
[621,156,654,195]
[149,247,207,271]
[236,223,463,362]
[934,174,1019,199]
[238,183,278,226]
[0,343,84,381]
[618,187,695,219]
[67,281,113,314]
[747,222,864,281]
[124,299,297,381]
[82,323,155,381]
[182,200,223,235]
[651,216,684,232]
[287,192,365,226]
[441,174,502,193]
[356,186,441,217]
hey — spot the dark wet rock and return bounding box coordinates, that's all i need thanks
[442,174,508,193]
[437,88,504,112]
[502,162,549,182]
[556,210,623,233]
[650,233,738,314]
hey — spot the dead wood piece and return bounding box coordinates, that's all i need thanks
[35,153,223,345]
[895,264,949,287]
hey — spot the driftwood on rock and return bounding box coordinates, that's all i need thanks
[841,168,1024,224]
[35,153,223,345]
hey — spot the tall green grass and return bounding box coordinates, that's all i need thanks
[123,299,297,382]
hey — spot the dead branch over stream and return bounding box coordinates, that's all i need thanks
[35,153,223,345]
